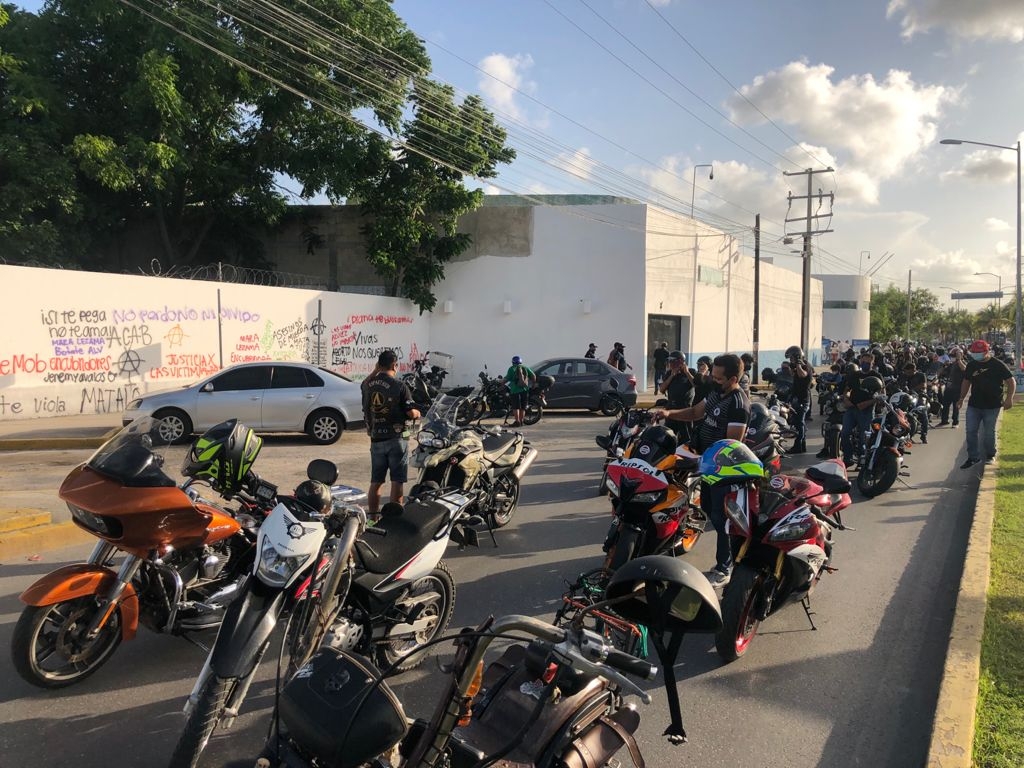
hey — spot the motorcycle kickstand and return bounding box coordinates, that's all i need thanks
[182,633,213,655]
[801,596,818,631]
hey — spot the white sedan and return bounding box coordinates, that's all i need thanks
[122,362,363,444]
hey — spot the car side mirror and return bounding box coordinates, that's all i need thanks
[201,382,214,393]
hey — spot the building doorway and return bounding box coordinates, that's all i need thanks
[647,314,687,390]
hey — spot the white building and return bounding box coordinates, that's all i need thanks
[814,274,872,351]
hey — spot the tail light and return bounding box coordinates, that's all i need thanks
[626,375,637,390]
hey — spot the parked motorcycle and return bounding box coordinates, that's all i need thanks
[456,367,551,426]
[11,416,282,689]
[403,352,452,408]
[598,377,629,417]
[601,424,707,569]
[237,555,724,768]
[857,393,913,498]
[594,407,657,496]
[744,402,786,475]
[411,388,539,533]
[169,478,478,767]
[705,441,853,662]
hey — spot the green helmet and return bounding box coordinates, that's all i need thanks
[698,439,764,485]
[182,419,262,497]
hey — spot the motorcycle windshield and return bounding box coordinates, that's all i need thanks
[86,416,177,487]
[420,388,480,440]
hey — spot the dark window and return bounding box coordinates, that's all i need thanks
[211,366,270,391]
[536,362,562,376]
[271,366,313,389]
[824,300,858,310]
[585,362,607,375]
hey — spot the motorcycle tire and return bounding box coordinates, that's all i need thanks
[608,526,639,571]
[168,674,235,768]
[857,450,899,498]
[379,563,455,673]
[490,475,521,528]
[455,399,480,427]
[523,398,543,425]
[11,597,123,689]
[599,394,623,417]
[715,564,763,662]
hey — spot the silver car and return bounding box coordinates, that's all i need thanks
[122,362,363,444]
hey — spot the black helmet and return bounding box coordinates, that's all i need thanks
[630,424,677,464]
[294,479,331,514]
[862,376,884,394]
[785,345,803,360]
[748,402,771,433]
[605,555,722,633]
[182,419,262,497]
[697,355,713,367]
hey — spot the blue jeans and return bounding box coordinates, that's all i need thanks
[370,438,410,483]
[841,406,873,462]
[789,396,809,447]
[964,406,999,461]
[701,481,733,574]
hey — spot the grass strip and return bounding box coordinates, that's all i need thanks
[974,406,1024,767]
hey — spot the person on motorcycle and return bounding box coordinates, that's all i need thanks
[898,361,929,443]
[841,350,881,469]
[363,350,421,517]
[505,355,536,428]
[786,345,812,453]
[654,353,750,587]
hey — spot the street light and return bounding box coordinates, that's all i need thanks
[690,164,713,219]
[940,285,960,312]
[941,137,1022,372]
[974,271,1003,307]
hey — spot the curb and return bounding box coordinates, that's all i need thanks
[925,444,998,765]
[0,429,117,452]
[0,520,91,561]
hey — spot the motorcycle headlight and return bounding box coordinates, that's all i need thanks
[417,430,435,443]
[256,540,311,587]
[631,491,661,503]
[431,438,448,448]
[768,512,816,542]
[724,497,750,536]
[68,503,123,538]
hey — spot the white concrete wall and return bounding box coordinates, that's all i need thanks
[0,265,427,421]
[428,203,648,386]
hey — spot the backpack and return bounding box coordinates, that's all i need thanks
[607,351,617,366]
[515,365,529,389]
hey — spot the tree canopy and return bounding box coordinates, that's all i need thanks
[0,0,513,309]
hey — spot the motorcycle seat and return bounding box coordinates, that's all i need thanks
[481,432,518,462]
[805,462,852,494]
[354,500,450,575]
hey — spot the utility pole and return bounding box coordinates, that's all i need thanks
[753,214,760,383]
[783,167,835,351]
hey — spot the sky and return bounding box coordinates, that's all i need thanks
[13,0,1024,307]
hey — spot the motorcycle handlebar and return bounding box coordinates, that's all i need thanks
[603,647,658,681]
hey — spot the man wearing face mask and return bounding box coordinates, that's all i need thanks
[654,353,750,586]
[840,350,879,469]
[939,346,966,427]
[957,339,1015,468]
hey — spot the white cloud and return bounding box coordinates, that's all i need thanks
[477,53,536,123]
[995,240,1011,255]
[726,61,959,205]
[887,0,1024,42]
[551,147,599,182]
[941,145,1018,183]
[987,218,1011,231]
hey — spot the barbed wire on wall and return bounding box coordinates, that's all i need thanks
[141,259,336,289]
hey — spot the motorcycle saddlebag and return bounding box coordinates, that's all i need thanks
[279,648,407,768]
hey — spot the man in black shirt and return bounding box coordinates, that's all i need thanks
[362,350,421,515]
[584,343,597,359]
[898,361,929,443]
[655,353,750,586]
[957,339,1015,468]
[786,345,812,453]
[652,342,670,391]
[840,350,879,468]
[940,346,966,427]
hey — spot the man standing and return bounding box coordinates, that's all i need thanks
[607,342,632,372]
[958,339,1015,468]
[786,345,812,453]
[660,350,695,444]
[654,353,750,586]
[584,342,597,359]
[362,350,420,516]
[505,354,536,428]
[652,342,670,391]
[940,346,966,427]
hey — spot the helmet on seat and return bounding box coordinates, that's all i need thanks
[698,439,764,485]
[629,424,678,465]
[747,402,771,434]
[294,479,331,514]
[182,419,262,497]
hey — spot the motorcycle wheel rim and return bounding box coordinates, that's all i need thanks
[387,575,448,656]
[735,582,762,655]
[29,598,122,682]
[491,476,519,526]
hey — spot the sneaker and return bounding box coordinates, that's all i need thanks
[703,569,731,587]
[952,421,959,428]
[920,435,927,444]
[960,458,980,469]
[984,458,994,465]
[815,449,828,459]
[510,421,523,428]
[844,459,857,470]
[938,421,949,426]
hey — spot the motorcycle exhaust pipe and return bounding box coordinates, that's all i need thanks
[512,447,539,480]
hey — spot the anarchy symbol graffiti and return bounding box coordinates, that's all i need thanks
[118,349,143,380]
[310,318,326,337]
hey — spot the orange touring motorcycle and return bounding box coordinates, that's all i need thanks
[11,416,275,688]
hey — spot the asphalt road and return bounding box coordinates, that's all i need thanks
[0,410,979,768]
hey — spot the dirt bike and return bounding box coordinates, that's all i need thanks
[601,423,707,569]
[411,388,538,535]
[231,555,724,768]
[10,416,290,689]
[169,478,481,768]
[715,459,853,662]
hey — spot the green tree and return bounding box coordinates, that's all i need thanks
[869,285,941,341]
[358,78,516,311]
[0,0,431,265]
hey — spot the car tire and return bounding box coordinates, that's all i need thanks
[153,408,194,445]
[306,409,344,445]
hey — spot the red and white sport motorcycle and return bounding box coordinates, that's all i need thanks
[715,458,853,662]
